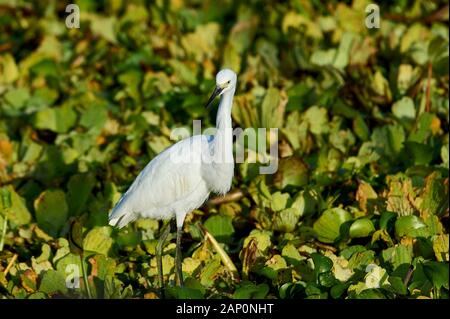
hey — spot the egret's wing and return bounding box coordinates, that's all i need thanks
[108,135,211,228]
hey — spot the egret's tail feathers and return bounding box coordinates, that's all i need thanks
[108,212,136,229]
[108,195,136,228]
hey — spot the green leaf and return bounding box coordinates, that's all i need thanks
[33,105,77,133]
[371,71,391,101]
[199,257,221,288]
[80,103,108,130]
[83,226,113,256]
[4,88,30,109]
[352,116,370,141]
[0,54,19,84]
[405,141,434,166]
[273,208,299,233]
[27,292,47,299]
[274,156,309,189]
[422,261,449,290]
[291,189,320,217]
[388,276,407,295]
[310,49,336,66]
[347,250,375,271]
[419,171,449,218]
[67,173,96,216]
[271,192,290,212]
[29,87,59,110]
[170,286,204,299]
[116,229,141,249]
[90,254,116,280]
[381,245,412,269]
[181,23,219,63]
[371,124,405,160]
[304,106,329,135]
[433,234,449,262]
[168,60,197,86]
[242,230,272,255]
[279,282,306,299]
[179,277,206,298]
[311,253,336,287]
[260,87,285,128]
[330,282,348,299]
[29,58,59,77]
[392,97,416,122]
[333,32,354,69]
[395,215,427,238]
[349,218,375,238]
[203,214,235,243]
[313,208,352,243]
[56,253,87,278]
[233,282,269,299]
[118,69,142,102]
[409,113,434,143]
[259,254,288,280]
[34,189,69,237]
[281,244,302,266]
[39,270,68,295]
[356,289,386,299]
[0,186,32,227]
[88,15,117,43]
[318,271,338,288]
[36,243,52,262]
[311,253,333,274]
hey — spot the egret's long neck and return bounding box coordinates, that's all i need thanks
[213,88,235,164]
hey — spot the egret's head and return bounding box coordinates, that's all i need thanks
[205,69,237,108]
[216,69,237,93]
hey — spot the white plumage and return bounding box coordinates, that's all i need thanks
[109,69,236,229]
[108,135,210,228]
[107,69,237,290]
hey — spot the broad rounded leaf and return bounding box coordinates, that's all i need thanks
[34,189,69,237]
[273,208,299,233]
[204,214,235,243]
[350,218,375,238]
[273,156,309,189]
[39,270,68,295]
[83,226,113,256]
[313,208,352,243]
[233,282,269,299]
[395,215,427,238]
[1,186,32,227]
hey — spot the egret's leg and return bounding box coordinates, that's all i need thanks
[175,227,184,287]
[156,221,171,296]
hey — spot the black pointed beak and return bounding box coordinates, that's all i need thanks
[205,86,223,109]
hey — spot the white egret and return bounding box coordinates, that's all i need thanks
[108,69,237,294]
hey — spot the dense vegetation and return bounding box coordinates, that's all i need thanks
[0,0,448,299]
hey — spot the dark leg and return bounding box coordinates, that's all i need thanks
[175,227,184,287]
[156,221,171,297]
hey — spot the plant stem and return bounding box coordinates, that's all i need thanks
[425,61,432,112]
[80,254,93,299]
[0,216,7,252]
[207,189,244,206]
[200,225,240,282]
[4,253,17,276]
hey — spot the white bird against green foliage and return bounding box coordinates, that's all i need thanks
[108,69,237,294]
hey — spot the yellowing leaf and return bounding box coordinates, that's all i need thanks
[83,227,113,256]
[0,54,19,84]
